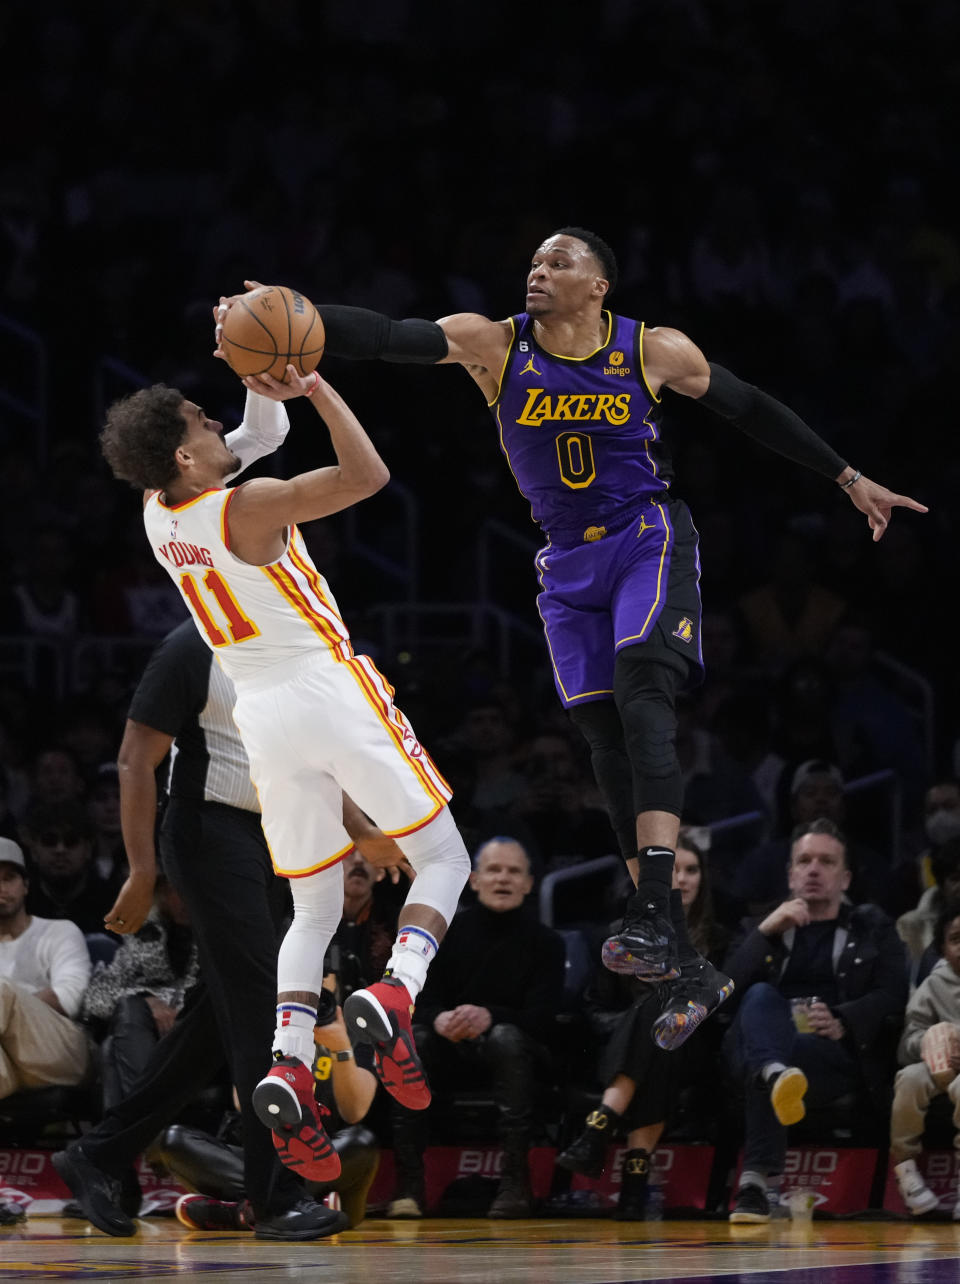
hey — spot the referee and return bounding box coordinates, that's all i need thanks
[54,620,346,1240]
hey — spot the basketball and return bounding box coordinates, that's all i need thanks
[219,284,325,381]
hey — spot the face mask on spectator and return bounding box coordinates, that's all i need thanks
[926,809,960,847]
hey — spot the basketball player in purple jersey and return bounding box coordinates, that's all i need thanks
[218,230,926,1049]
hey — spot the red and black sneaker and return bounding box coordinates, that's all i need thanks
[252,1054,341,1182]
[343,978,431,1110]
[175,1193,252,1232]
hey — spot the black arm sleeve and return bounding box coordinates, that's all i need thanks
[317,305,448,364]
[698,363,847,480]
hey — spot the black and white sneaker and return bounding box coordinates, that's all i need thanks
[729,1183,771,1224]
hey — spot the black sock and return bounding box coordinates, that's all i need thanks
[668,888,699,963]
[586,1103,622,1133]
[633,845,676,910]
[622,1148,651,1178]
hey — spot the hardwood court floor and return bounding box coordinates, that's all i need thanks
[3,1216,960,1283]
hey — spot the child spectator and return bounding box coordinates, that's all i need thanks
[891,902,960,1217]
[897,835,960,985]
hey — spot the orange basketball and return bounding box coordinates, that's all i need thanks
[220,284,325,380]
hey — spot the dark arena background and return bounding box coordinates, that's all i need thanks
[2,2,960,1281]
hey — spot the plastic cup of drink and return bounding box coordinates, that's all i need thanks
[790,997,818,1033]
[787,1189,815,1222]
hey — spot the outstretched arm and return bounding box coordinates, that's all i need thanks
[643,325,928,541]
[215,284,510,396]
[225,367,390,561]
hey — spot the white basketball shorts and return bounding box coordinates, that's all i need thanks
[231,650,452,878]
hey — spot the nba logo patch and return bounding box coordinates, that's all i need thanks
[673,617,694,644]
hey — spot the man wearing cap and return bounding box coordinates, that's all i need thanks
[722,818,906,1223]
[0,836,93,1141]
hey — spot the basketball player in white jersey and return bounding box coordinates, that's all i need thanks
[99,366,471,1183]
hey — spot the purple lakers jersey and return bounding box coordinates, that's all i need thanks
[491,312,671,543]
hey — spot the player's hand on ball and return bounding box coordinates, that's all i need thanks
[213,280,265,355]
[241,365,321,400]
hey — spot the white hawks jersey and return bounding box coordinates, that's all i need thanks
[143,487,352,684]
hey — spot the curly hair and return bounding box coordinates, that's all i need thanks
[99,384,189,491]
[550,226,619,296]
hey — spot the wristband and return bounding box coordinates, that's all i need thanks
[306,369,321,395]
[315,1045,354,1062]
[839,469,862,490]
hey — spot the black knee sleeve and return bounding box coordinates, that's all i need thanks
[568,699,637,863]
[613,652,684,818]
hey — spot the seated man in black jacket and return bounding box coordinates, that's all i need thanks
[724,817,907,1224]
[389,837,566,1219]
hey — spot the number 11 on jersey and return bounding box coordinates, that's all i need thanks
[181,569,260,646]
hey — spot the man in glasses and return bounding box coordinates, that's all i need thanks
[21,801,123,936]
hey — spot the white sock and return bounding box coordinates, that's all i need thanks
[384,925,438,1002]
[274,1002,317,1066]
[740,1169,767,1192]
[761,1061,787,1084]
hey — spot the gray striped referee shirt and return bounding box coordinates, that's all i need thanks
[127,620,259,813]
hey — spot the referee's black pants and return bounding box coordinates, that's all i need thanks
[80,800,300,1219]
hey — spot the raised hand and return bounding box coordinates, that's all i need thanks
[758,897,811,937]
[845,475,928,542]
[240,366,322,400]
[213,280,265,356]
